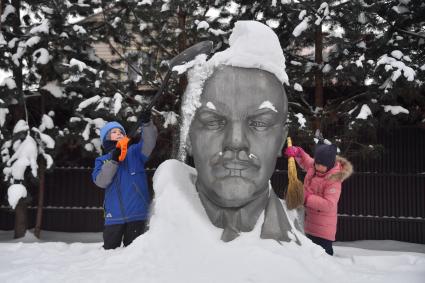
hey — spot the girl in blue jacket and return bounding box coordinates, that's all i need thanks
[92,112,157,249]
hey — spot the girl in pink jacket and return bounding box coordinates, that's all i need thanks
[285,143,353,255]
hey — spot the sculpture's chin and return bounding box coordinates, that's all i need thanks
[202,176,265,208]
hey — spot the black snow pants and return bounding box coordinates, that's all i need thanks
[306,234,334,256]
[103,220,147,250]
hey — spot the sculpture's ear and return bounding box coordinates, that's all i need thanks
[277,124,288,157]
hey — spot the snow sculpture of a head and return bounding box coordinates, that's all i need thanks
[180,21,289,208]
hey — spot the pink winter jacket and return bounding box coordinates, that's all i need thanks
[295,150,353,241]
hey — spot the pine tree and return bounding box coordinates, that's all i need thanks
[0,0,103,238]
[225,0,425,159]
[71,0,233,162]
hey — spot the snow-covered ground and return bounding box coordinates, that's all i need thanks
[2,229,425,253]
[0,160,424,283]
[0,229,424,283]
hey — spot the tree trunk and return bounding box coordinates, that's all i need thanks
[11,0,23,101]
[34,164,45,238]
[11,0,28,239]
[314,23,324,131]
[14,198,28,239]
[172,6,187,159]
[34,92,46,238]
[0,0,3,30]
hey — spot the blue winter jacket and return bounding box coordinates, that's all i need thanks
[92,123,157,225]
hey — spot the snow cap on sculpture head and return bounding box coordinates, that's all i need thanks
[207,20,289,85]
[179,20,289,161]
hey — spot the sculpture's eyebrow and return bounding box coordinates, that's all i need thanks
[199,100,230,113]
[196,107,225,118]
[205,101,216,110]
[248,108,280,119]
[258,101,278,113]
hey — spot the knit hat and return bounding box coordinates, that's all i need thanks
[314,144,337,170]
[100,121,126,144]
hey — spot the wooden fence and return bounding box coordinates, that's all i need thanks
[0,127,424,243]
[0,167,424,243]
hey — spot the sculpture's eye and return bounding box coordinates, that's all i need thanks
[205,119,226,130]
[248,120,269,131]
[197,110,226,130]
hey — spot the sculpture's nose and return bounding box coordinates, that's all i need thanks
[223,120,249,155]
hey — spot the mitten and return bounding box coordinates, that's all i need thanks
[139,110,151,124]
[111,148,121,162]
[116,136,130,161]
[284,146,302,158]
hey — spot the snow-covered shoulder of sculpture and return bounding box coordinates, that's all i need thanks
[151,159,304,243]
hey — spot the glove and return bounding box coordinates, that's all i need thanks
[284,146,301,158]
[127,137,138,146]
[116,136,130,161]
[304,191,312,205]
[139,110,151,124]
[111,148,121,162]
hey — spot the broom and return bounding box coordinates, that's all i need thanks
[285,137,304,210]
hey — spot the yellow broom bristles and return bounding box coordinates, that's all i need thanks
[286,137,304,210]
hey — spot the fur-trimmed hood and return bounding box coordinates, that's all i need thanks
[327,156,353,182]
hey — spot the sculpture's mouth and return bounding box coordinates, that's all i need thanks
[223,160,252,170]
[218,160,260,178]
[209,151,261,178]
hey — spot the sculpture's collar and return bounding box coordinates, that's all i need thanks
[198,184,301,244]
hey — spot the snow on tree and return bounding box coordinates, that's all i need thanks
[219,0,425,157]
[0,0,104,237]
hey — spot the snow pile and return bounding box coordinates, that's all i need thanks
[70,58,97,73]
[376,53,416,88]
[172,54,208,75]
[293,17,309,37]
[29,19,50,34]
[161,111,179,129]
[1,159,425,282]
[78,95,101,111]
[208,21,289,85]
[295,113,307,128]
[0,33,6,46]
[383,105,409,115]
[178,55,211,160]
[294,83,303,92]
[25,36,41,47]
[1,5,16,22]
[356,104,372,120]
[113,93,123,115]
[79,117,107,141]
[73,25,87,34]
[196,20,209,30]
[0,77,17,89]
[33,48,50,64]
[7,184,27,209]
[32,127,55,149]
[41,80,64,98]
[13,119,29,133]
[138,0,153,5]
[0,107,9,126]
[4,135,38,180]
[322,63,332,73]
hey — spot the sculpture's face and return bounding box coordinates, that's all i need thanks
[189,66,288,207]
